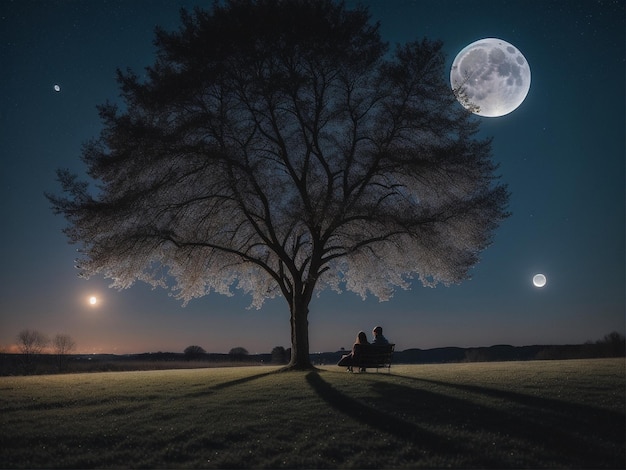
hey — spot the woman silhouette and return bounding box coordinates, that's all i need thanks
[337,331,369,372]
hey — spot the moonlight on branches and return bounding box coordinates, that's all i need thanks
[47,0,509,370]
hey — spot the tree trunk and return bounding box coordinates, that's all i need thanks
[285,295,314,370]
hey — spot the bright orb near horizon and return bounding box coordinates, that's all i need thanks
[532,274,547,288]
[53,84,61,92]
[89,296,98,305]
[450,38,531,117]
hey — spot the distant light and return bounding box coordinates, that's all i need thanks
[532,274,547,288]
[89,296,97,305]
[54,84,61,92]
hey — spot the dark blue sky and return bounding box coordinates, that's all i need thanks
[1,0,624,354]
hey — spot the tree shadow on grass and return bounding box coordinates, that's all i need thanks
[380,375,624,468]
[305,371,487,465]
[402,375,625,445]
[182,370,279,398]
[307,371,625,468]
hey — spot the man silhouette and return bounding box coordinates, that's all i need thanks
[372,326,389,345]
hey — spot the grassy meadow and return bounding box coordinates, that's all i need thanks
[1,358,624,468]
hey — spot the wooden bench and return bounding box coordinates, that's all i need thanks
[348,343,395,373]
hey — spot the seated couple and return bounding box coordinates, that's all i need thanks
[337,326,389,372]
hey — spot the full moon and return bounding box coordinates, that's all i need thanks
[532,274,547,288]
[53,84,61,92]
[89,296,98,305]
[450,38,531,117]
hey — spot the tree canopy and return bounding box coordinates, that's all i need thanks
[47,0,509,369]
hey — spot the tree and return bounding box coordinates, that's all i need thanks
[47,0,509,370]
[229,347,249,363]
[17,329,49,373]
[271,346,288,364]
[52,333,76,372]
[229,347,249,356]
[596,331,625,357]
[53,333,76,356]
[17,329,49,356]
[184,345,206,360]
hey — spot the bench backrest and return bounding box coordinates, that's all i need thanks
[353,343,395,367]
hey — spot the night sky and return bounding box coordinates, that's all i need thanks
[1,0,624,355]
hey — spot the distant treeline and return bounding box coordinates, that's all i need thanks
[397,341,626,364]
[0,351,275,376]
[1,332,623,376]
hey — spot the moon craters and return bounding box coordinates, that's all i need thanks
[450,38,531,117]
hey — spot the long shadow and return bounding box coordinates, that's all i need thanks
[391,374,625,444]
[393,373,625,468]
[308,371,625,468]
[305,371,492,465]
[182,370,279,398]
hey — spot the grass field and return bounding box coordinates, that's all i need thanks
[1,358,624,468]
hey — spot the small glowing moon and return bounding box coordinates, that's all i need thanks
[532,274,547,288]
[89,296,98,305]
[53,84,61,92]
[450,38,531,117]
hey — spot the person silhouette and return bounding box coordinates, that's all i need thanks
[337,331,369,372]
[372,326,389,345]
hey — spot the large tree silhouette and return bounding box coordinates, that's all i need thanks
[47,0,509,369]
